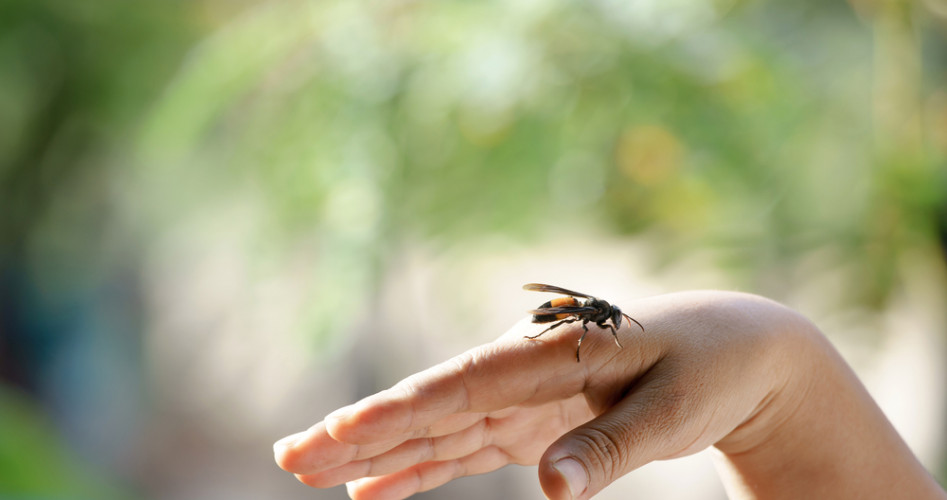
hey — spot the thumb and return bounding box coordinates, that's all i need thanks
[538,380,694,500]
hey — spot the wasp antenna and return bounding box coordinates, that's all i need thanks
[623,313,645,332]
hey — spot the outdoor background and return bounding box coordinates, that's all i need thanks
[2,0,947,498]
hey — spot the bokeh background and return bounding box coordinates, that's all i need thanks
[2,0,947,498]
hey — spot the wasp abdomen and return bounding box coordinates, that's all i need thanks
[533,297,579,323]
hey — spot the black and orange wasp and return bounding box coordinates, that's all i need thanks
[523,283,644,362]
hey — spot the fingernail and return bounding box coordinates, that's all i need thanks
[553,457,588,499]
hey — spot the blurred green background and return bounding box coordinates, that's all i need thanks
[2,0,946,498]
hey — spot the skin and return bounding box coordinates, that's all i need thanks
[273,291,947,499]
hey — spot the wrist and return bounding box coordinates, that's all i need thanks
[713,311,945,499]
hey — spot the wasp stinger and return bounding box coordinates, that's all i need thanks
[523,283,644,362]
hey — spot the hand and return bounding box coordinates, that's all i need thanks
[274,291,946,500]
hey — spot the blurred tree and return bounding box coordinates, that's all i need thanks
[135,0,946,320]
[0,0,197,496]
[0,385,131,499]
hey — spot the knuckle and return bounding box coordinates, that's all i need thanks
[572,425,629,481]
[448,355,475,411]
[453,345,494,379]
[448,346,498,410]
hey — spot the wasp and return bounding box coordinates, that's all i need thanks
[523,283,644,362]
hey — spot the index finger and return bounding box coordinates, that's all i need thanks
[324,319,594,445]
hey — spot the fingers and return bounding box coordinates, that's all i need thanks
[344,446,512,500]
[275,412,490,475]
[295,417,493,488]
[294,396,593,488]
[324,321,593,445]
[538,364,706,500]
[274,421,403,474]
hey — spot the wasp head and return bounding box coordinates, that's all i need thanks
[611,307,624,329]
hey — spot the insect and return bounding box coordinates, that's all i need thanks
[523,283,644,362]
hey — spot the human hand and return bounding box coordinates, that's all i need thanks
[274,290,946,499]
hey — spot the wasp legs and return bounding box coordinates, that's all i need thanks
[525,319,627,363]
[575,320,591,362]
[577,321,625,362]
[523,318,579,339]
[524,318,591,362]
[599,322,623,349]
